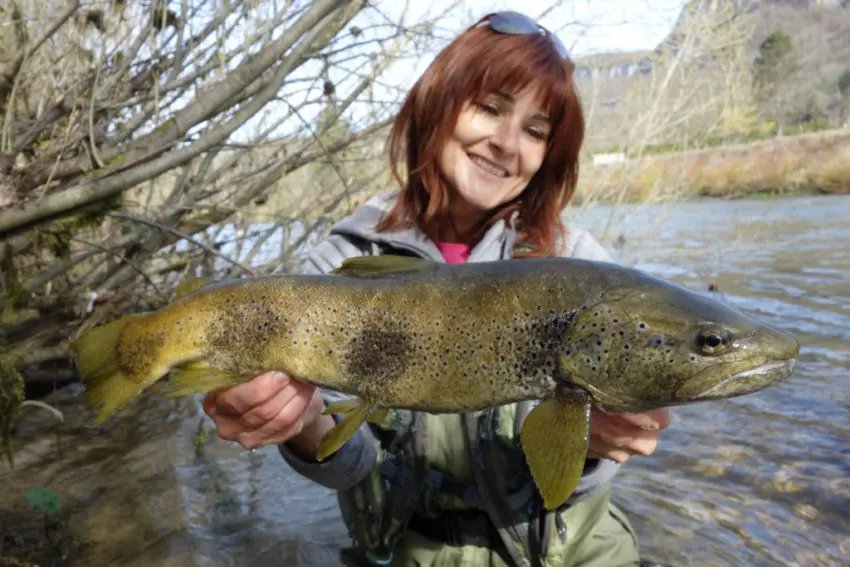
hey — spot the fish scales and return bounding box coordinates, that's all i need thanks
[70,255,800,510]
[142,266,607,412]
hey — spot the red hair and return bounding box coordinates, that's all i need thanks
[376,16,585,257]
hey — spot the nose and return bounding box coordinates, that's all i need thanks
[490,118,521,156]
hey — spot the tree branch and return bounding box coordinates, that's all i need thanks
[0,0,364,238]
[108,212,257,277]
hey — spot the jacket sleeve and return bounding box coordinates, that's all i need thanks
[563,227,615,263]
[277,233,380,491]
[560,229,623,503]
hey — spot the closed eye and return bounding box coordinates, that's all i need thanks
[478,102,499,116]
[526,127,547,141]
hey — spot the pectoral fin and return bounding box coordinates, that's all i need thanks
[520,392,591,510]
[331,255,438,279]
[165,361,242,397]
[323,398,363,415]
[324,399,389,424]
[317,400,376,461]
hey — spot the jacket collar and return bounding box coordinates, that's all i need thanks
[329,192,519,262]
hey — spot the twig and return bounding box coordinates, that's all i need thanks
[23,0,81,62]
[21,401,64,423]
[88,52,105,169]
[109,212,257,276]
[70,236,167,298]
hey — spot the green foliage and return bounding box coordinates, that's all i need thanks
[838,69,850,124]
[193,416,210,456]
[839,69,850,100]
[0,356,24,468]
[1,260,32,312]
[31,194,120,260]
[25,487,61,516]
[789,92,832,133]
[753,30,800,134]
[755,30,795,69]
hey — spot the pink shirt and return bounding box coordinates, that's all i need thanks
[436,242,471,264]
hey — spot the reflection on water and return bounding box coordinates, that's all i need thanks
[2,196,848,566]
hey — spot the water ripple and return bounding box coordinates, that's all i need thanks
[575,196,850,566]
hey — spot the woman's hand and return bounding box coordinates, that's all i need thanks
[588,406,672,463]
[202,371,334,459]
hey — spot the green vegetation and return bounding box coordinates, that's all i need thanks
[0,357,24,468]
[839,69,850,124]
[753,30,800,136]
[25,488,61,540]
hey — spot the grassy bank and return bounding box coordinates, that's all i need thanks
[577,129,850,203]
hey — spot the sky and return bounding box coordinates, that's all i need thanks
[361,0,689,106]
[383,0,687,56]
[237,0,690,139]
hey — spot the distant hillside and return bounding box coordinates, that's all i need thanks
[573,0,850,151]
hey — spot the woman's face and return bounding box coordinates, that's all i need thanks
[438,87,550,217]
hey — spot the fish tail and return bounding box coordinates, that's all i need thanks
[71,314,151,425]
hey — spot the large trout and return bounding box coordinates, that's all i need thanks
[71,255,799,509]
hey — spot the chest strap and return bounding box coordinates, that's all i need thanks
[380,452,535,511]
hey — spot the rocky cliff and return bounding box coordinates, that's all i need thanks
[574,0,850,149]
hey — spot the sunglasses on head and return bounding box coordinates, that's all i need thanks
[475,11,570,60]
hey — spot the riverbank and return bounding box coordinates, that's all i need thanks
[576,129,850,203]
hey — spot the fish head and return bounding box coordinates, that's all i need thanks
[560,274,800,411]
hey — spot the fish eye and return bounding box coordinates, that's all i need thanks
[696,329,729,353]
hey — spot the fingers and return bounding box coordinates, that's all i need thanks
[613,408,672,431]
[587,444,634,464]
[235,382,301,430]
[591,423,661,455]
[234,381,322,450]
[242,388,327,448]
[588,406,672,463]
[588,431,660,462]
[202,371,323,450]
[207,371,291,416]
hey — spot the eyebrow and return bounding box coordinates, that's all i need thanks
[494,91,551,123]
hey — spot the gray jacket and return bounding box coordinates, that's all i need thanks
[279,193,621,503]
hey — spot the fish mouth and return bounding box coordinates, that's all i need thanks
[690,359,796,400]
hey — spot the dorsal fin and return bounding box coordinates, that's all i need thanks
[331,255,438,279]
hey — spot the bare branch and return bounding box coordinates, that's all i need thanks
[109,211,258,277]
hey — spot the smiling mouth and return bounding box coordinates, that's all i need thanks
[468,154,508,177]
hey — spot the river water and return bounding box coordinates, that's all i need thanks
[2,195,848,566]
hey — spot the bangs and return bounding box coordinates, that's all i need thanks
[442,28,575,132]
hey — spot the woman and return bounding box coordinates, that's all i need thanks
[203,11,671,567]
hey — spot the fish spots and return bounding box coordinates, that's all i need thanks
[342,314,414,398]
[117,322,168,376]
[516,311,577,382]
[207,289,291,364]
